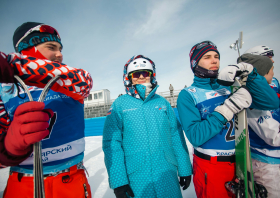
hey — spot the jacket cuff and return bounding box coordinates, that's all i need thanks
[0,133,32,166]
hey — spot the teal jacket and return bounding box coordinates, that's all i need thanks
[177,70,279,148]
[103,84,192,198]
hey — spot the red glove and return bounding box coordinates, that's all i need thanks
[0,52,14,83]
[4,101,54,156]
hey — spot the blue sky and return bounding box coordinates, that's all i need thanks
[1,0,279,99]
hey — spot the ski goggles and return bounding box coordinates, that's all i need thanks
[15,24,61,48]
[129,70,152,78]
[261,51,274,57]
[189,41,217,59]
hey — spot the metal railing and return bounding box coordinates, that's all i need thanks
[84,99,115,108]
[156,89,180,97]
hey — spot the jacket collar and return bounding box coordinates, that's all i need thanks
[192,76,220,90]
[134,84,159,102]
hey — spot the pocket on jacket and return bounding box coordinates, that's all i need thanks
[163,149,178,167]
[125,151,147,175]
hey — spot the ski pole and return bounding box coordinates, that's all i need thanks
[14,75,60,198]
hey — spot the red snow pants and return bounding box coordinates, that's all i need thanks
[193,154,235,198]
[3,165,92,198]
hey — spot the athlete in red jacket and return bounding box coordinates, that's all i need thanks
[0,22,93,198]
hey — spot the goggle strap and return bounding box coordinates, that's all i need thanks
[16,24,60,48]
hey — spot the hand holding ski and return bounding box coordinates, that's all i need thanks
[4,101,53,156]
[229,77,256,198]
[214,85,252,121]
[224,32,256,198]
[217,63,253,86]
[14,75,60,198]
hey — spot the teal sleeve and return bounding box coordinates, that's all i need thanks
[102,102,128,189]
[166,102,192,177]
[177,90,227,147]
[247,69,279,110]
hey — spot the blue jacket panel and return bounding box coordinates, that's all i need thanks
[177,77,228,148]
[183,85,235,155]
[0,84,85,174]
[102,85,192,197]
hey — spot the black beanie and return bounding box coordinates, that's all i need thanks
[237,54,272,76]
[13,22,62,53]
[189,41,220,72]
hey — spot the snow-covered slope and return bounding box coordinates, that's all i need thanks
[0,136,197,198]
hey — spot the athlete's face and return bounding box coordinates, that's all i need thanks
[264,66,274,84]
[132,74,151,85]
[36,41,63,63]
[267,56,274,64]
[198,51,220,70]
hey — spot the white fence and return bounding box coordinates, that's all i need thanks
[84,99,115,108]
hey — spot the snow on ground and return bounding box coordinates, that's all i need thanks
[0,136,197,198]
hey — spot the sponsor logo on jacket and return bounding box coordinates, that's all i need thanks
[107,108,112,115]
[188,88,196,93]
[29,144,72,163]
[257,115,271,124]
[206,88,230,99]
[199,104,211,117]
[155,105,167,111]
[18,86,43,95]
[123,108,138,112]
[271,109,279,117]
[216,151,235,156]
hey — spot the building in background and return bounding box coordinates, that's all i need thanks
[84,89,112,118]
[84,89,111,107]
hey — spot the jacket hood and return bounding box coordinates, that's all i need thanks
[123,55,157,99]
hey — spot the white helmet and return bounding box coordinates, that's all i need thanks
[244,45,274,56]
[127,58,153,74]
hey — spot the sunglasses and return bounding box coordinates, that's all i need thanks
[262,51,274,57]
[129,70,152,78]
[189,41,217,59]
[16,24,60,48]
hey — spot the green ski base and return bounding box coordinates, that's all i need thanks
[232,81,255,198]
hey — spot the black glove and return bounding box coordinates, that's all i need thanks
[225,179,245,197]
[114,184,135,198]
[0,52,14,83]
[179,176,191,190]
[255,182,267,198]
